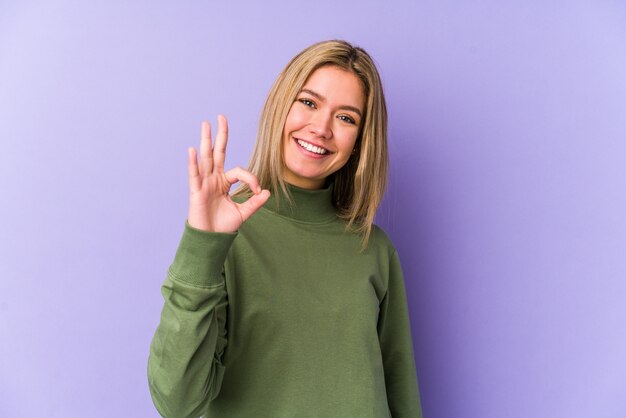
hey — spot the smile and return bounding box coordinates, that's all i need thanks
[296,139,329,155]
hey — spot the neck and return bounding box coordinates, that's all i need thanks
[264,182,337,223]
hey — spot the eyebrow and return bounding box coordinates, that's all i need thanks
[300,88,363,118]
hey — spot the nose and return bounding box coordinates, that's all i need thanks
[308,111,332,139]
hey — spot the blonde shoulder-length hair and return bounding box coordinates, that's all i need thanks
[234,39,388,246]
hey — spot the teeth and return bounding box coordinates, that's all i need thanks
[297,139,328,155]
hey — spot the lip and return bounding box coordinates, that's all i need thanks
[292,137,332,158]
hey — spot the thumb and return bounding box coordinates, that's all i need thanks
[237,190,271,222]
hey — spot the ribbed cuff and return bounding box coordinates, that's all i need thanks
[168,221,238,287]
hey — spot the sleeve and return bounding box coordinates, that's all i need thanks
[147,221,237,418]
[377,249,424,418]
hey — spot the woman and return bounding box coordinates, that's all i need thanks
[148,40,423,418]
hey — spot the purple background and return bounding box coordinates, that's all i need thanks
[1,1,625,417]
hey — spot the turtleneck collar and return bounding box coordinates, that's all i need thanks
[264,182,337,223]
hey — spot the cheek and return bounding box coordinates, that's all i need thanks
[340,131,359,154]
[283,109,302,153]
[284,106,309,133]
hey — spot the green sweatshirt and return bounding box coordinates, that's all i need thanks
[148,184,423,418]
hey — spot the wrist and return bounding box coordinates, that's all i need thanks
[187,217,213,232]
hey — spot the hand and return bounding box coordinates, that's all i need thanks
[187,115,270,233]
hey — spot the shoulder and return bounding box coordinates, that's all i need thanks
[367,223,397,257]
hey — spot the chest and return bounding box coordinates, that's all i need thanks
[223,218,389,337]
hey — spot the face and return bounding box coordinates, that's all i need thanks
[282,65,366,189]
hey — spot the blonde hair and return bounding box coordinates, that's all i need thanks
[234,39,388,246]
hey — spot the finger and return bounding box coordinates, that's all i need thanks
[237,190,271,222]
[199,121,213,176]
[213,114,228,173]
[224,166,262,193]
[187,147,202,193]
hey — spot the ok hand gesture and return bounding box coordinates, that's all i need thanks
[187,115,270,233]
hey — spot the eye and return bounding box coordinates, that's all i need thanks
[338,114,357,125]
[298,98,316,108]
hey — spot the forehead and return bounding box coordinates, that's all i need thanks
[302,65,366,109]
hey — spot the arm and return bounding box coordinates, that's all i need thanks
[147,116,268,417]
[148,222,236,418]
[378,250,424,418]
